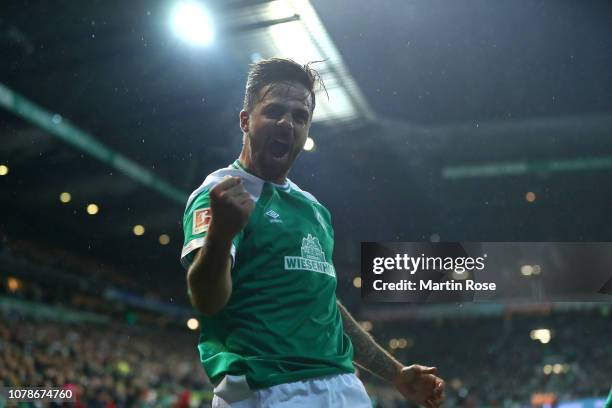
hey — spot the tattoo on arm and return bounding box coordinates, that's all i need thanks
[337,300,402,382]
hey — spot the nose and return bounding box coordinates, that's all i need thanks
[276,114,294,130]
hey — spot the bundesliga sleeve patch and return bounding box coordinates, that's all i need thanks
[193,208,212,235]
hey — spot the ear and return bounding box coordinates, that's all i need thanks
[239,110,249,133]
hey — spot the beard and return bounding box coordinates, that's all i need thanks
[246,133,302,182]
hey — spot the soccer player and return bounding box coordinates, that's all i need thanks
[181,58,445,407]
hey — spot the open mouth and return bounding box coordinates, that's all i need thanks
[269,140,291,158]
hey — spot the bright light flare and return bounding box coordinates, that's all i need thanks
[525,191,536,202]
[304,137,315,151]
[360,321,372,331]
[7,277,21,292]
[60,192,72,203]
[86,204,99,215]
[388,338,411,349]
[171,2,214,46]
[521,265,534,276]
[187,318,199,330]
[133,225,145,236]
[530,328,552,344]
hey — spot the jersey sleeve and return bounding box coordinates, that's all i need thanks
[180,189,240,270]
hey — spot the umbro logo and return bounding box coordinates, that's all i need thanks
[265,209,282,223]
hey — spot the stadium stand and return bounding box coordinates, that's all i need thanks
[1,234,610,407]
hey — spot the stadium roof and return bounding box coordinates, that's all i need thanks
[1,0,611,292]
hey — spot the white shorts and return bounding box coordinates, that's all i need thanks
[211,373,372,407]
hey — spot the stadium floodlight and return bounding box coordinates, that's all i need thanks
[133,225,145,236]
[159,234,171,245]
[86,203,99,215]
[521,265,534,276]
[187,318,199,330]
[170,1,214,46]
[59,192,72,203]
[525,191,536,202]
[7,277,21,292]
[530,328,552,344]
[229,0,375,124]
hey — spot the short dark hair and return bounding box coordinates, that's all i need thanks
[243,58,321,113]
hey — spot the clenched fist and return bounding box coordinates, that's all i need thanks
[393,365,445,408]
[208,176,254,241]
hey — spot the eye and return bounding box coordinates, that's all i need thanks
[265,105,283,118]
[295,112,309,124]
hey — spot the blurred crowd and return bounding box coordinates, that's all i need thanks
[0,230,178,305]
[366,309,612,407]
[2,309,610,408]
[0,316,211,408]
[1,231,610,407]
[0,231,188,329]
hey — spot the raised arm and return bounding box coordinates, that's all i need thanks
[187,177,253,315]
[337,300,445,408]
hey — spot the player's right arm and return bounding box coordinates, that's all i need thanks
[186,176,254,316]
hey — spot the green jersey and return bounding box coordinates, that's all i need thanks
[181,160,354,389]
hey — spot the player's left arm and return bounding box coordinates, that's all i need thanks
[337,300,445,408]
